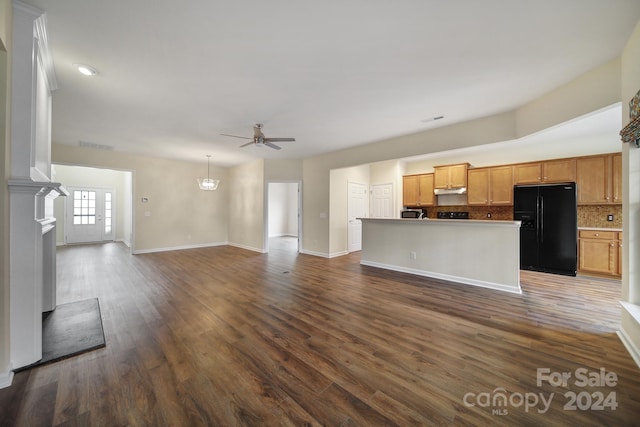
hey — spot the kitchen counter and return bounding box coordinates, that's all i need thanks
[359,218,522,293]
[578,226,622,232]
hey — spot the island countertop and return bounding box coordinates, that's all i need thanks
[359,217,522,293]
[359,217,521,227]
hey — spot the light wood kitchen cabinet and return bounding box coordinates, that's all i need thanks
[467,166,514,205]
[613,153,622,204]
[467,168,489,205]
[402,174,434,207]
[490,166,515,205]
[578,229,620,277]
[542,158,576,183]
[618,231,623,277]
[513,162,541,184]
[434,163,468,190]
[514,159,576,184]
[576,154,622,204]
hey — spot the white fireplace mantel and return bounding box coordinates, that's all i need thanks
[8,180,67,368]
[7,1,62,373]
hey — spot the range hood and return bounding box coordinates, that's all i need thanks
[434,187,467,195]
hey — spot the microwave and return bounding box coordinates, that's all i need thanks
[401,209,424,219]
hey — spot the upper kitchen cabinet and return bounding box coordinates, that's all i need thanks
[434,163,469,190]
[402,174,434,207]
[613,153,622,204]
[467,166,514,206]
[513,159,576,184]
[576,154,622,204]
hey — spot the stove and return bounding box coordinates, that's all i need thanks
[437,211,469,220]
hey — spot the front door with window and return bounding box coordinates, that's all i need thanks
[66,187,115,244]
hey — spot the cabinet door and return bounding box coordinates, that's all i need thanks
[576,156,610,204]
[489,166,514,205]
[418,174,434,206]
[467,168,489,205]
[543,158,576,183]
[402,175,420,206]
[618,232,623,276]
[449,164,468,188]
[612,153,622,204]
[579,238,616,275]
[514,163,541,184]
[433,167,449,189]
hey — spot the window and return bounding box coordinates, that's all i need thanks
[73,190,96,225]
[105,192,112,234]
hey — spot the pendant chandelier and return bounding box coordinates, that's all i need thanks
[197,155,220,191]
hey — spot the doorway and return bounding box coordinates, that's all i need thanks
[370,183,394,218]
[348,181,367,252]
[53,165,133,249]
[65,187,115,244]
[266,181,301,253]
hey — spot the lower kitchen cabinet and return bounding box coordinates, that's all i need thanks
[578,230,621,277]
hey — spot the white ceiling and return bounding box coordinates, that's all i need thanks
[23,0,640,167]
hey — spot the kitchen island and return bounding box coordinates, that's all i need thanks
[360,218,522,293]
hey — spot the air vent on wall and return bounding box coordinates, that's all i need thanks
[78,141,114,151]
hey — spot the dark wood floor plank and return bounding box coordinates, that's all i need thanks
[1,238,639,426]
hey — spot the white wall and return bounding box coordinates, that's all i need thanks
[0,0,12,388]
[268,182,298,237]
[228,159,265,252]
[329,164,370,256]
[620,19,640,367]
[52,144,229,253]
[52,165,131,246]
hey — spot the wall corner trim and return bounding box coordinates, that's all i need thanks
[0,366,14,389]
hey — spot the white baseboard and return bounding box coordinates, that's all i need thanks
[0,365,14,389]
[617,329,640,369]
[227,242,266,253]
[329,251,349,258]
[360,260,522,294]
[300,249,330,258]
[133,241,228,255]
[299,249,349,258]
[117,238,131,248]
[618,302,640,368]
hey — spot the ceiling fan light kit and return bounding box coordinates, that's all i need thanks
[221,123,295,150]
[197,155,220,191]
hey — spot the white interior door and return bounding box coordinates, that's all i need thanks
[66,187,115,244]
[348,182,367,252]
[371,183,393,218]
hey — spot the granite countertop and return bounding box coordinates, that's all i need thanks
[578,226,623,232]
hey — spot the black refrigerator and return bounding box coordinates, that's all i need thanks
[514,183,577,276]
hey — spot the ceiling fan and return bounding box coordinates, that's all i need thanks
[220,123,295,150]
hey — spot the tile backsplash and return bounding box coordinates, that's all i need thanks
[428,204,622,228]
[578,205,622,228]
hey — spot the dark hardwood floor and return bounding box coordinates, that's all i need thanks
[1,240,638,426]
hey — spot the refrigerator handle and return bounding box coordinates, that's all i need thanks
[539,195,543,244]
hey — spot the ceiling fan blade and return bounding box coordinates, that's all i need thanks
[264,137,295,142]
[239,141,255,148]
[220,133,252,140]
[263,141,282,150]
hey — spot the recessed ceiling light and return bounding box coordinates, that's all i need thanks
[73,63,98,76]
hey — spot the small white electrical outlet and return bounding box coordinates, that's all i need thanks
[410,251,417,260]
[144,211,151,217]
[607,214,614,222]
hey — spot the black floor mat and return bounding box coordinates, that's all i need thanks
[17,298,106,371]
